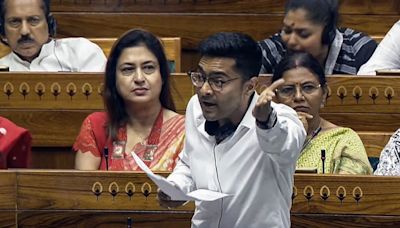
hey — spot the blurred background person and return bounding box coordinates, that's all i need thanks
[259,0,376,75]
[74,29,185,171]
[358,20,400,75]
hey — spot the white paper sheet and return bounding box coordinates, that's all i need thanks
[131,151,232,201]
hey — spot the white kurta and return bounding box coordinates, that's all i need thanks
[358,20,400,75]
[168,94,306,228]
[0,38,106,72]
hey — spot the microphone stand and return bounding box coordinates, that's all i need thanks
[104,147,109,171]
[321,149,326,174]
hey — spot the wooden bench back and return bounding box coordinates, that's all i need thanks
[89,37,181,72]
[0,72,191,147]
[1,171,400,227]
[257,75,400,132]
[0,73,398,167]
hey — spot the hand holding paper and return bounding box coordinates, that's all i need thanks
[131,152,232,201]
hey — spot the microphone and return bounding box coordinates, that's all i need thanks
[104,147,109,171]
[321,149,326,174]
[127,217,132,228]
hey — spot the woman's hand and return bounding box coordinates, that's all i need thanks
[297,111,313,133]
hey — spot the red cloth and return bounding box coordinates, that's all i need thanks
[0,117,31,168]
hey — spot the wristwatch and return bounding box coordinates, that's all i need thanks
[256,108,277,129]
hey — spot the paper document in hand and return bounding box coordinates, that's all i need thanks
[131,151,231,201]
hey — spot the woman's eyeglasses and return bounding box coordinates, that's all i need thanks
[275,82,321,99]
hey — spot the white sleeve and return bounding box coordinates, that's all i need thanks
[167,149,195,194]
[358,21,400,75]
[256,102,306,165]
[71,38,107,72]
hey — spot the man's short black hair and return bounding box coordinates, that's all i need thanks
[199,32,262,80]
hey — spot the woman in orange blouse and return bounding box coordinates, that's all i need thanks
[74,29,184,171]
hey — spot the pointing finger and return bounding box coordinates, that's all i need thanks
[268,78,286,92]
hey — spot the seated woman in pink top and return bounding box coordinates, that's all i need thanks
[74,29,185,171]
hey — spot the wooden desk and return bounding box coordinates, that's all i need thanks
[1,73,399,168]
[0,171,16,227]
[292,174,400,227]
[1,171,400,227]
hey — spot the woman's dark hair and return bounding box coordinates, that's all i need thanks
[199,32,262,80]
[104,29,175,140]
[272,52,327,86]
[285,0,338,44]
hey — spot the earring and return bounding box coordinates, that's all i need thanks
[320,102,325,108]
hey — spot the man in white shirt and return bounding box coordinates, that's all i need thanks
[0,0,106,71]
[158,32,306,228]
[358,20,400,75]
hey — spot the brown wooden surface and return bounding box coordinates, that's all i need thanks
[24,132,397,169]
[86,37,182,73]
[0,171,16,210]
[16,171,194,211]
[257,75,400,132]
[17,211,192,228]
[358,131,393,158]
[0,212,15,228]
[54,14,395,48]
[31,147,74,169]
[0,172,16,228]
[49,0,400,14]
[0,73,398,168]
[13,170,194,226]
[0,72,192,169]
[292,214,400,228]
[2,171,400,227]
[292,174,400,215]
[0,72,192,148]
[0,72,190,111]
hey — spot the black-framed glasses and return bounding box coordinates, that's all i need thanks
[275,82,321,99]
[187,71,239,92]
